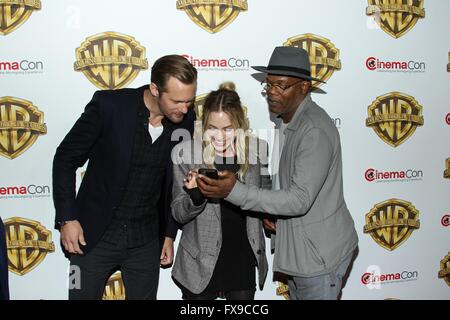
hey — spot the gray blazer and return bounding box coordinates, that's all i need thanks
[226,95,358,277]
[171,139,270,294]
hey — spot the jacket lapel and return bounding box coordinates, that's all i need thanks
[116,88,143,180]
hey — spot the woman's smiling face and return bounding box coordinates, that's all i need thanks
[205,111,235,156]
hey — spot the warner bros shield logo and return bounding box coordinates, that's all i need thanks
[4,217,55,276]
[447,53,450,72]
[444,158,450,179]
[366,0,425,38]
[0,96,47,160]
[438,252,450,286]
[273,272,291,300]
[363,199,420,251]
[366,92,424,147]
[74,32,148,90]
[284,33,342,89]
[0,0,41,35]
[176,0,248,33]
[103,271,126,300]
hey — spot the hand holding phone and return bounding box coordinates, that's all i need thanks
[198,168,219,180]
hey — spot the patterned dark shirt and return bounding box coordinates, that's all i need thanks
[102,102,173,248]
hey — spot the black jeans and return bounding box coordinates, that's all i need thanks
[69,232,160,300]
[0,218,9,300]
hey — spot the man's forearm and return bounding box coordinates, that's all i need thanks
[225,181,310,217]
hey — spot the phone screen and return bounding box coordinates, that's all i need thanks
[199,168,218,179]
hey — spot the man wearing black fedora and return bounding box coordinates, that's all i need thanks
[197,46,358,300]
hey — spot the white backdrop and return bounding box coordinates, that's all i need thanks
[0,0,449,299]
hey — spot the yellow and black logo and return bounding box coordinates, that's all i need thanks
[276,282,289,300]
[193,93,208,121]
[74,32,148,90]
[438,252,450,286]
[364,199,420,251]
[274,273,290,300]
[444,158,450,179]
[366,0,425,39]
[284,33,341,88]
[103,271,126,300]
[177,0,247,34]
[0,0,41,35]
[366,92,424,147]
[0,96,47,159]
[447,53,450,72]
[4,217,55,276]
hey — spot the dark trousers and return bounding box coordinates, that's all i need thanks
[182,289,255,300]
[0,218,9,300]
[69,232,160,300]
[173,277,255,301]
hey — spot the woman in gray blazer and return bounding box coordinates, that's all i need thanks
[171,82,269,300]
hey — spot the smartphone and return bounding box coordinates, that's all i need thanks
[198,168,219,179]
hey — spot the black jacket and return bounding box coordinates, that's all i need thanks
[52,85,194,254]
[0,217,9,300]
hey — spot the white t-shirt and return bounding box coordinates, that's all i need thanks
[148,123,163,143]
[271,121,288,190]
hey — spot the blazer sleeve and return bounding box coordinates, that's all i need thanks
[159,162,179,239]
[226,127,333,217]
[52,91,103,226]
[170,146,207,225]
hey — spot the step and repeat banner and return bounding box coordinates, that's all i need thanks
[0,0,449,300]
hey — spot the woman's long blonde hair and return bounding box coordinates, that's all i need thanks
[201,82,250,181]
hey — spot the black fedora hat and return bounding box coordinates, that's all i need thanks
[252,46,325,83]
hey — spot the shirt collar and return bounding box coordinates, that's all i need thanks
[285,94,312,132]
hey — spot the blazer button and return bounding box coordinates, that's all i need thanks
[112,206,117,210]
[257,249,262,254]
